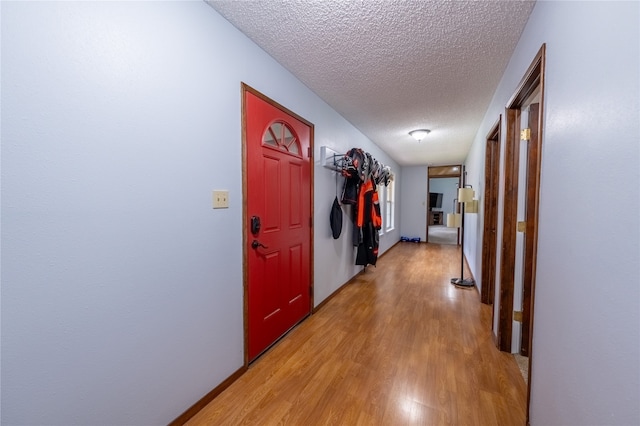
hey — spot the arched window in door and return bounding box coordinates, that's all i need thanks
[262,121,300,156]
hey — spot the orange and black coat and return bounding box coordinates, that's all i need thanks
[355,179,382,267]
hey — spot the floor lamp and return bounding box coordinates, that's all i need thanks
[451,186,475,288]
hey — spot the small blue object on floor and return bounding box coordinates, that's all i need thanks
[401,236,421,243]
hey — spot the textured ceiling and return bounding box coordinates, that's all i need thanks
[206,0,536,166]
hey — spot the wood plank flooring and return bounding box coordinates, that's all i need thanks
[185,242,526,425]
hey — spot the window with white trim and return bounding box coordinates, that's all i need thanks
[385,178,395,232]
[377,184,385,234]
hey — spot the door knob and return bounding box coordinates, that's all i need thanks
[251,240,269,249]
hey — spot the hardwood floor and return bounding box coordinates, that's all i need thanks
[185,242,526,425]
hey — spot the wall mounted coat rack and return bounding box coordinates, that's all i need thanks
[320,146,393,186]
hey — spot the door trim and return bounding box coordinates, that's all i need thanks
[481,116,500,308]
[241,83,315,366]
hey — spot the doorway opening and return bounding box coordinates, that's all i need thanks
[481,117,501,309]
[426,165,461,245]
[494,44,546,423]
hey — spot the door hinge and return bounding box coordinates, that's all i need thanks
[308,147,311,158]
[520,128,531,141]
[513,311,523,322]
[309,217,313,228]
[517,221,526,233]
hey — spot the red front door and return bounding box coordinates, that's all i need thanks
[244,87,312,362]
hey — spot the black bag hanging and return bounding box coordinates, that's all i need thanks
[330,167,343,239]
[330,196,343,239]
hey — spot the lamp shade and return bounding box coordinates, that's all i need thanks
[466,199,479,213]
[458,187,474,202]
[446,213,461,228]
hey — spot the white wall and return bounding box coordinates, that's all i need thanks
[314,128,400,305]
[464,1,639,424]
[399,166,427,241]
[0,2,400,424]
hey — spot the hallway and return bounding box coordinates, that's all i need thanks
[184,242,526,425]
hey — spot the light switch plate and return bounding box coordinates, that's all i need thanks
[213,190,229,209]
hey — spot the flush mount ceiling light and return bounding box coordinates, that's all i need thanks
[409,129,431,142]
